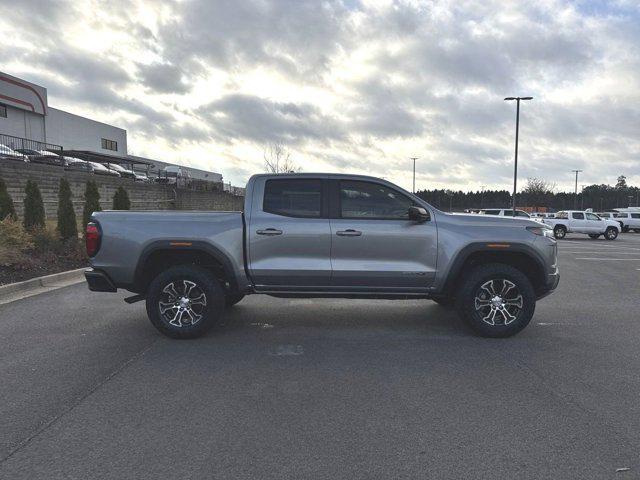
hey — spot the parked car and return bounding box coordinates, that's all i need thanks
[105,163,136,179]
[15,148,64,166]
[612,211,640,233]
[0,144,29,162]
[64,156,94,173]
[479,208,531,218]
[543,211,620,240]
[156,166,191,185]
[90,161,120,177]
[134,173,151,183]
[85,173,559,340]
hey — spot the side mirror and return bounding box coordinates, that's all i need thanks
[408,206,430,222]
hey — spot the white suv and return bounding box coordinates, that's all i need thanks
[480,209,531,218]
[613,212,640,233]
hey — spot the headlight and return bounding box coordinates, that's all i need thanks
[527,226,554,238]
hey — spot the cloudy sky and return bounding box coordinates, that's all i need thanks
[1,0,639,191]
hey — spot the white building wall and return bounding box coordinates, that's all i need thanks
[0,105,45,143]
[45,107,127,155]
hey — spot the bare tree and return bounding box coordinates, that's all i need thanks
[521,177,556,208]
[263,142,300,173]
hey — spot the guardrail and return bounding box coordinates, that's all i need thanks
[0,133,62,154]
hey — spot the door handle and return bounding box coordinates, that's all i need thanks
[336,229,362,237]
[256,228,283,236]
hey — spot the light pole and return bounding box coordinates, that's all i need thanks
[410,157,418,193]
[571,169,583,209]
[504,96,533,217]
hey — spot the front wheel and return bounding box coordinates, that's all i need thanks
[553,226,567,239]
[455,263,536,338]
[605,227,618,240]
[146,265,225,339]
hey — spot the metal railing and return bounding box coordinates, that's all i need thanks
[0,133,63,154]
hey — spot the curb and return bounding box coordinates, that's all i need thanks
[0,268,86,300]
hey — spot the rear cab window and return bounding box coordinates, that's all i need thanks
[263,179,322,218]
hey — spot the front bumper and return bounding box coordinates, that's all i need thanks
[85,269,117,292]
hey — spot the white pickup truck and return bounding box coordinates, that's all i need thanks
[543,211,620,240]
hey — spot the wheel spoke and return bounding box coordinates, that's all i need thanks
[183,280,196,297]
[504,295,523,308]
[190,293,207,306]
[500,280,515,297]
[162,282,180,300]
[159,301,177,315]
[474,298,491,310]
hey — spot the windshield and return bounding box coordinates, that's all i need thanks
[0,145,16,154]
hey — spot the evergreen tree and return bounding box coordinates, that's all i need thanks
[0,177,17,221]
[23,180,45,231]
[82,180,102,229]
[112,186,131,210]
[57,178,77,240]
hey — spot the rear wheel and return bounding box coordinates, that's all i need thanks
[605,227,618,240]
[588,234,600,239]
[146,265,224,339]
[553,225,566,239]
[455,263,536,338]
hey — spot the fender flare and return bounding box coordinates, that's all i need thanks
[133,240,239,293]
[441,242,548,295]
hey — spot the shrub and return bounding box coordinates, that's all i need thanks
[112,186,131,210]
[0,177,17,221]
[32,224,63,254]
[0,217,33,266]
[23,180,45,231]
[57,178,77,240]
[82,180,101,230]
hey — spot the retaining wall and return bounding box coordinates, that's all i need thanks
[0,158,244,220]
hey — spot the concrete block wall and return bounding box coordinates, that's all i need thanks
[0,158,244,221]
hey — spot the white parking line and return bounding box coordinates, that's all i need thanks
[561,251,640,254]
[575,258,640,261]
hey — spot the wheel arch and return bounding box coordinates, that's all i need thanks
[441,243,547,298]
[133,241,239,295]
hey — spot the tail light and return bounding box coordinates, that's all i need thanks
[86,222,101,257]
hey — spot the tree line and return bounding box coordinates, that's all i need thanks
[416,176,639,212]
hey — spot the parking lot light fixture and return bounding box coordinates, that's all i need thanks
[504,96,533,217]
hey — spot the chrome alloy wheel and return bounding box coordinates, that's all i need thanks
[474,279,523,326]
[158,280,207,327]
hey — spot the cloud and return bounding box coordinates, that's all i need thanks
[0,0,638,189]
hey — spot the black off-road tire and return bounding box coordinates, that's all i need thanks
[455,263,536,338]
[605,227,618,240]
[553,225,567,239]
[146,265,225,339]
[588,234,600,239]
[225,293,245,308]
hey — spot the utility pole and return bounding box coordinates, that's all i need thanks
[410,157,418,193]
[571,169,583,209]
[504,96,533,217]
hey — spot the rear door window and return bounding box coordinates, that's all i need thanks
[263,179,322,218]
[572,212,585,220]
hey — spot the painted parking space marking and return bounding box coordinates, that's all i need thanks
[574,258,640,261]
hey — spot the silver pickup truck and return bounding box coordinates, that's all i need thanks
[85,173,559,338]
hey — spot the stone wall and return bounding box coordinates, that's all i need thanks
[0,158,244,220]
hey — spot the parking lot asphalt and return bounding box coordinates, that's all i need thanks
[1,234,640,480]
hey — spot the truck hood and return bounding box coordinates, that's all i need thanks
[438,212,541,228]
